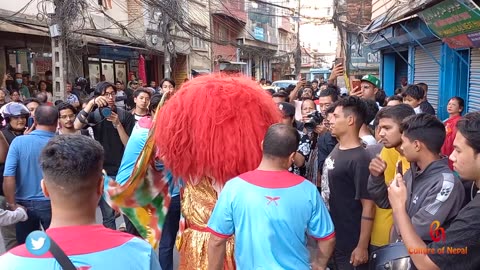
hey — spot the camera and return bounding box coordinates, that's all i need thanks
[304,111,324,133]
[99,106,116,118]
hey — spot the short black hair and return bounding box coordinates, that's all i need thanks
[160,78,176,88]
[263,124,300,158]
[394,88,403,95]
[54,100,63,106]
[134,88,152,98]
[376,104,415,126]
[35,92,48,103]
[416,83,428,93]
[364,99,379,125]
[149,94,162,113]
[94,81,116,97]
[319,86,340,102]
[35,105,59,126]
[273,90,288,97]
[401,113,445,154]
[387,95,403,103]
[457,112,480,154]
[40,135,104,195]
[403,85,424,101]
[115,80,124,85]
[265,88,275,95]
[56,102,77,115]
[336,96,367,129]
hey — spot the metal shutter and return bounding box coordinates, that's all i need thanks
[414,42,442,111]
[468,48,480,112]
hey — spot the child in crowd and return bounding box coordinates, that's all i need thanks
[402,85,424,114]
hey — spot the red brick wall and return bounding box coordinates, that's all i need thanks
[346,0,372,26]
[212,16,242,71]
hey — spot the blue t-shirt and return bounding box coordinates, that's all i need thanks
[4,130,55,201]
[116,117,180,197]
[0,224,161,270]
[207,170,335,270]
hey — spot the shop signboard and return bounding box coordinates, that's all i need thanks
[420,0,480,48]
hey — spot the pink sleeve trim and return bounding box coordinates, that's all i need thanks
[205,227,233,239]
[311,231,336,241]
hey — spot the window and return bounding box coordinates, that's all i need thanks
[218,24,228,42]
[302,56,309,64]
[192,25,207,49]
[192,36,207,50]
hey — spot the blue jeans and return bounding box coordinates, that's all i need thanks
[98,196,116,230]
[15,200,52,244]
[159,195,181,270]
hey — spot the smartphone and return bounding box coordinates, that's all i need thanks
[396,161,403,176]
[352,80,361,90]
[27,117,34,128]
[334,57,344,66]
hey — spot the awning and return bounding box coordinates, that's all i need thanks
[364,0,437,34]
[0,20,49,36]
[219,61,247,71]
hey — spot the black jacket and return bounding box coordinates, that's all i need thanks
[368,158,465,242]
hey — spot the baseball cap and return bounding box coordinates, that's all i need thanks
[361,74,381,88]
[278,102,295,118]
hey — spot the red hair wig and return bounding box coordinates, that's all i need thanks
[154,74,281,188]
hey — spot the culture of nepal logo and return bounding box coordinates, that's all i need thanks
[407,220,467,255]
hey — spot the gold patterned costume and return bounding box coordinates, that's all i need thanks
[176,180,235,269]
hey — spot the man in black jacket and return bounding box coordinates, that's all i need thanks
[389,112,480,269]
[369,114,464,242]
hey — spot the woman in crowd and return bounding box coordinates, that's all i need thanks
[38,80,53,103]
[441,96,464,169]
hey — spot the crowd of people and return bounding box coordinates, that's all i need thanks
[0,66,478,270]
[0,75,180,270]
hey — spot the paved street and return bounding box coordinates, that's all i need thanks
[0,207,179,269]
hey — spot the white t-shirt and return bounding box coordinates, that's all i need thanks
[361,135,377,146]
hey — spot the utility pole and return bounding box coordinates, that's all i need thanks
[294,0,301,78]
[51,0,67,101]
[163,12,172,78]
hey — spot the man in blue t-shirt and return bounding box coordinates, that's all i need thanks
[3,105,57,244]
[207,123,335,270]
[0,135,160,270]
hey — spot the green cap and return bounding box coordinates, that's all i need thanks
[361,74,381,88]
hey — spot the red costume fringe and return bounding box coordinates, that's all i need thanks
[154,74,282,188]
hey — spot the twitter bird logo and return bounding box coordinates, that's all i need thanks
[31,237,46,250]
[26,231,51,256]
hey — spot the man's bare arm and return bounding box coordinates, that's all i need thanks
[207,234,228,270]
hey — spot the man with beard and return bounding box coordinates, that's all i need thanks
[56,103,90,136]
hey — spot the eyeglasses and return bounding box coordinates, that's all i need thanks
[103,92,116,98]
[59,114,76,120]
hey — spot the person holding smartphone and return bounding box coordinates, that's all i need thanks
[369,113,464,245]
